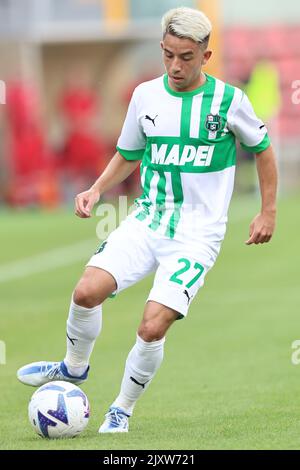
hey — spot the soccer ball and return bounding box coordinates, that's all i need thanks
[28,381,90,438]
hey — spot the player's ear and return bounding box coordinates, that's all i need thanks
[202,49,212,66]
[160,40,164,51]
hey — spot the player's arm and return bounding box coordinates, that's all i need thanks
[75,151,140,218]
[245,144,278,245]
[228,90,278,245]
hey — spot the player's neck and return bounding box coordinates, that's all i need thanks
[197,72,207,88]
[169,72,207,93]
[189,72,206,89]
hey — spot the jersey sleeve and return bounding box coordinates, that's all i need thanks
[228,92,271,154]
[116,90,146,161]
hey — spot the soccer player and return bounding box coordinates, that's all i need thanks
[17,7,277,433]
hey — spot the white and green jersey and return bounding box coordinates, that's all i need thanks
[117,74,270,246]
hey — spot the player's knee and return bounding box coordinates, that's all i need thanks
[138,320,165,342]
[73,284,100,308]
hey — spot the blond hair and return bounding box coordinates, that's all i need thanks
[162,6,212,45]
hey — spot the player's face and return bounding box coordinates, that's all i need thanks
[161,33,212,92]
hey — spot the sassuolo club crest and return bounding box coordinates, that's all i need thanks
[205,113,222,140]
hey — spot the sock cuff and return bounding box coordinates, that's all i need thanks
[71,296,102,315]
[136,334,165,350]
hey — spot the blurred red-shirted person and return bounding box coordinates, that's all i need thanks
[58,71,107,200]
[5,80,59,207]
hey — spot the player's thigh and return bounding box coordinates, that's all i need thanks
[147,244,216,319]
[86,217,158,294]
[73,266,117,307]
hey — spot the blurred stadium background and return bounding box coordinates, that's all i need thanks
[0,0,300,450]
[0,0,300,204]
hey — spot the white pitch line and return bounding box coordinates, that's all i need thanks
[0,199,258,285]
[0,239,97,283]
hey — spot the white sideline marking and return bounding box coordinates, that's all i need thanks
[0,239,96,283]
[0,340,6,364]
[0,200,256,284]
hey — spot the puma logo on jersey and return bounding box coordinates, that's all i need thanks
[151,144,215,167]
[145,114,158,126]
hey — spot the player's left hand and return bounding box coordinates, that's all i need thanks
[245,211,276,245]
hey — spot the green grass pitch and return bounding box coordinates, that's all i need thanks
[0,193,299,450]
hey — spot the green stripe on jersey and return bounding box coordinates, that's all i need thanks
[135,167,154,221]
[219,83,235,127]
[165,170,184,238]
[162,89,195,235]
[180,96,193,138]
[148,171,166,231]
[199,76,217,141]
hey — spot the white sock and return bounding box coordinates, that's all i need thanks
[112,335,165,415]
[64,297,102,376]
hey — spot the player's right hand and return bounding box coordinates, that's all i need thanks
[75,188,100,218]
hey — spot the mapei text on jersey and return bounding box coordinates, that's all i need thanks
[151,143,214,167]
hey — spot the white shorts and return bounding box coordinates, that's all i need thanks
[87,215,220,318]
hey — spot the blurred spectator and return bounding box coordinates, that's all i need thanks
[4,80,59,207]
[57,69,107,201]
